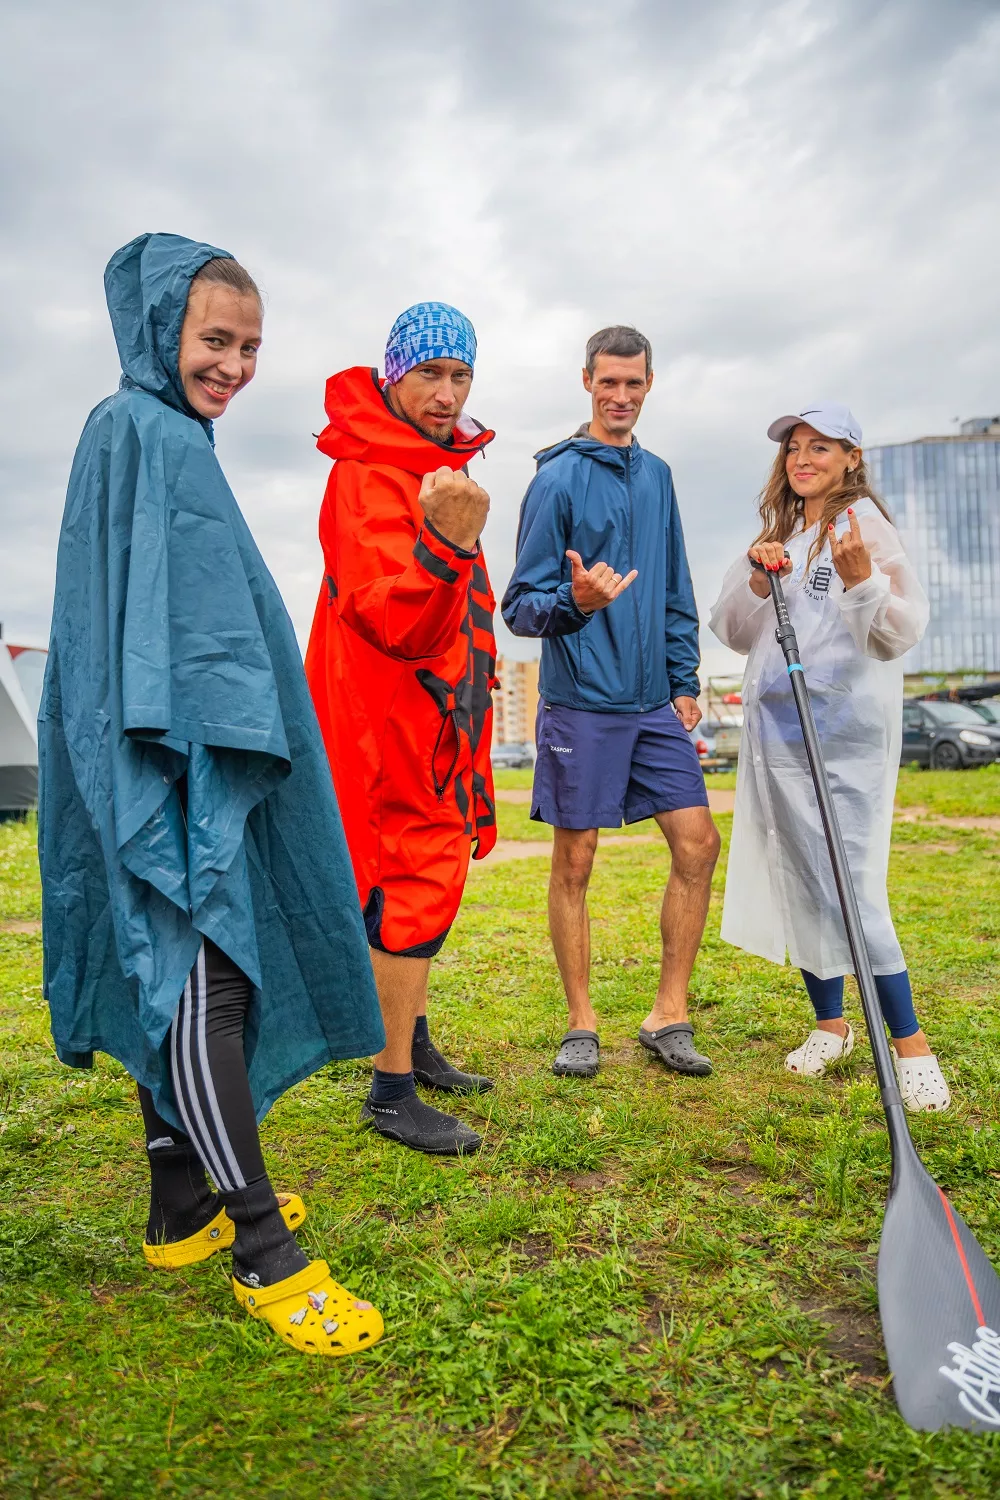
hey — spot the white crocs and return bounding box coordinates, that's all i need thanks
[893,1051,951,1113]
[784,1024,855,1078]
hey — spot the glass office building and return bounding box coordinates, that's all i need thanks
[867,417,1000,674]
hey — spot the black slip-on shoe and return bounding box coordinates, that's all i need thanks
[411,1038,495,1094]
[552,1030,600,1078]
[359,1093,483,1155]
[638,1022,712,1077]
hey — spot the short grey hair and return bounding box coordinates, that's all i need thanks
[585,325,652,377]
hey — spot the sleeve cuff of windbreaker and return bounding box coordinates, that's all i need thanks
[413,519,479,584]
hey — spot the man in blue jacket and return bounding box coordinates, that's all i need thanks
[502,325,720,1080]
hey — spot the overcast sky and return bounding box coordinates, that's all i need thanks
[1,0,998,671]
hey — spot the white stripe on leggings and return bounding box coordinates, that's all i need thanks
[170,943,245,1192]
[192,943,245,1191]
[171,960,231,1190]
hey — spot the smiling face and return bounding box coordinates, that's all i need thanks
[583,352,653,446]
[385,358,473,441]
[785,423,860,502]
[177,281,262,419]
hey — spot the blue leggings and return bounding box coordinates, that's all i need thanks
[800,968,920,1040]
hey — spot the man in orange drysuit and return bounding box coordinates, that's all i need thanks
[305,303,497,1155]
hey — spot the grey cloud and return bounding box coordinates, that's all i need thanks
[1,0,997,665]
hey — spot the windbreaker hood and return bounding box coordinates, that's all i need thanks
[104,232,233,417]
[534,427,643,473]
[317,366,494,475]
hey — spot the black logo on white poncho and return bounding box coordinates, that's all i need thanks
[940,1325,1000,1425]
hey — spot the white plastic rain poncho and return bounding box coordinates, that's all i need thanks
[709,496,929,979]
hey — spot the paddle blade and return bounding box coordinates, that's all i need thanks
[879,1146,1000,1431]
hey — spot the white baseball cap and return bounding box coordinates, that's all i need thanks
[767,402,862,446]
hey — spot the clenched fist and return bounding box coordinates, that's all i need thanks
[566,550,638,613]
[418,467,490,553]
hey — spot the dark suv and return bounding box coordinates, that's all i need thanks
[901,699,1000,769]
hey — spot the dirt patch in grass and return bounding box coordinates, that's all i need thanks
[0,920,41,934]
[895,806,1000,834]
[512,1233,553,1265]
[793,1289,885,1377]
[565,1170,617,1191]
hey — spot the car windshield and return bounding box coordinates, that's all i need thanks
[921,701,993,727]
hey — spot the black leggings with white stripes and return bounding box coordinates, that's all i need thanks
[139,938,264,1188]
[139,938,310,1284]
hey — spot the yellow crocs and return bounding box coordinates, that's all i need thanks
[231,1259,384,1357]
[142,1193,307,1269]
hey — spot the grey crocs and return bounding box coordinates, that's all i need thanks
[638,1022,712,1077]
[552,1030,600,1078]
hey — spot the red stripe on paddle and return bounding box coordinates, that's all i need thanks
[938,1187,984,1326]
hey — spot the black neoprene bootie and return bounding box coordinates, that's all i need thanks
[222,1177,310,1289]
[411,1036,494,1094]
[360,1092,482,1155]
[145,1140,221,1245]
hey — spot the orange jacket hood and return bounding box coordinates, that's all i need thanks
[317,365,494,475]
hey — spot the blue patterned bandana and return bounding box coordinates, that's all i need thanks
[384,302,477,385]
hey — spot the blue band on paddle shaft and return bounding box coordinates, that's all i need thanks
[787,664,804,675]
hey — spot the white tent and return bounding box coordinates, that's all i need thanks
[0,639,38,813]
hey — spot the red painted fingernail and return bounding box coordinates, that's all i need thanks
[829,524,834,530]
[848,507,854,513]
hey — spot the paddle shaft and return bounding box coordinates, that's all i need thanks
[764,568,911,1155]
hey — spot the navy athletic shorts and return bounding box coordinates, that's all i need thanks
[531,701,709,830]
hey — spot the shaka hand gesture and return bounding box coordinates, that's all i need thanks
[566,550,638,613]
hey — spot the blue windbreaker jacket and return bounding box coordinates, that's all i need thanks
[39,233,384,1128]
[501,431,701,711]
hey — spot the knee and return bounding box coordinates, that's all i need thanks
[672,822,721,879]
[551,839,597,895]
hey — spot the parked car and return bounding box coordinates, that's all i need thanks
[971,700,1000,728]
[900,699,1000,770]
[707,718,742,764]
[492,741,535,770]
[688,724,714,760]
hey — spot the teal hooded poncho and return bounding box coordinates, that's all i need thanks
[39,232,384,1128]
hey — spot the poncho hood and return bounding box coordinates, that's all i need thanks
[317,365,493,475]
[105,232,231,419]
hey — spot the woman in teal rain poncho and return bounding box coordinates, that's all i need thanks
[40,233,386,1356]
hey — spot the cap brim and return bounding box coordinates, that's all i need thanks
[766,414,802,443]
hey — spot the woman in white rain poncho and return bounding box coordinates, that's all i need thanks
[709,402,950,1113]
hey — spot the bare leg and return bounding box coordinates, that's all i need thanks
[641,806,721,1032]
[548,827,599,1032]
[370,950,431,1073]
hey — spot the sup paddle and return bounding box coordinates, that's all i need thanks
[752,554,1000,1431]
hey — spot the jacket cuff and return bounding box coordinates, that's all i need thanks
[836,564,889,607]
[562,581,593,623]
[413,519,479,584]
[671,681,701,703]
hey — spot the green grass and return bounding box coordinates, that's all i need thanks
[895,763,1000,817]
[3,778,1000,1498]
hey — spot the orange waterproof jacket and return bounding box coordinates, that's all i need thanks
[305,366,498,953]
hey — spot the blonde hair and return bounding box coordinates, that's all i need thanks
[751,434,891,566]
[192,256,262,308]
